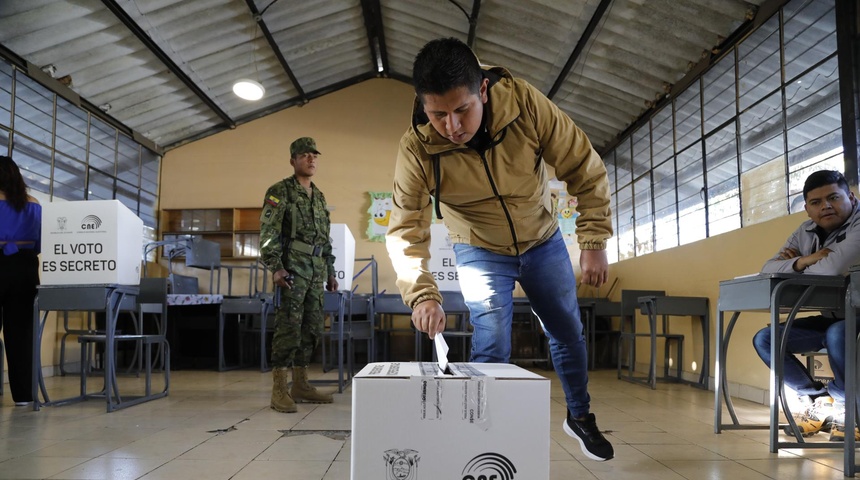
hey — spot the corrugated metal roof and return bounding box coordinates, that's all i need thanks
[0,0,775,151]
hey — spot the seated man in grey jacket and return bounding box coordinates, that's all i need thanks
[752,169,860,441]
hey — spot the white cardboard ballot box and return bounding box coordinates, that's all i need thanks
[329,223,355,291]
[351,362,550,480]
[40,200,143,285]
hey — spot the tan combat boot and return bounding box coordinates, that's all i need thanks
[291,366,334,403]
[270,367,297,413]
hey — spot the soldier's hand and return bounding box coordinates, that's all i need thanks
[412,299,446,339]
[326,275,339,292]
[273,269,294,289]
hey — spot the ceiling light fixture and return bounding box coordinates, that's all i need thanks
[232,79,265,101]
[233,10,268,102]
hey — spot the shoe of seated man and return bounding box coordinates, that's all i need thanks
[563,411,614,461]
[829,409,860,442]
[783,396,836,437]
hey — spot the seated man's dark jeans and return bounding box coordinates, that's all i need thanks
[752,315,847,402]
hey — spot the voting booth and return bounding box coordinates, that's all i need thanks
[351,362,550,479]
[429,223,460,292]
[40,200,144,285]
[34,200,167,414]
[329,223,355,291]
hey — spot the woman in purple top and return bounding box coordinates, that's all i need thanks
[0,156,41,405]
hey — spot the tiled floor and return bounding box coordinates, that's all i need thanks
[0,366,851,479]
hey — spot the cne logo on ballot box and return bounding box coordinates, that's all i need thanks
[41,200,143,286]
[460,452,517,480]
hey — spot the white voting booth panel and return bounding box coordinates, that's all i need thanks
[329,224,355,291]
[41,200,143,285]
[429,223,460,292]
[351,362,550,479]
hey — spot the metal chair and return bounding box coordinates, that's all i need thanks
[322,293,375,375]
[135,278,170,373]
[617,289,665,378]
[373,293,414,361]
[59,278,171,376]
[618,294,709,390]
[238,293,274,372]
[76,279,170,408]
[58,311,100,376]
[218,296,265,371]
[168,273,199,295]
[578,297,622,370]
[319,291,349,392]
[511,298,552,369]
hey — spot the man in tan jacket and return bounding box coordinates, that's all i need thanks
[386,37,614,461]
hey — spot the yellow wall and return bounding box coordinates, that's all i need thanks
[161,78,415,295]
[161,77,814,398]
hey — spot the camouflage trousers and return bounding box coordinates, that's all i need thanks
[271,273,325,368]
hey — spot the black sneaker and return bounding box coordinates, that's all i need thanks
[563,411,614,461]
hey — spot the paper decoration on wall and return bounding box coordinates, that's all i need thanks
[549,179,578,245]
[367,191,393,242]
[558,195,579,236]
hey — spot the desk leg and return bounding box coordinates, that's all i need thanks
[104,291,117,411]
[662,316,671,380]
[260,303,270,372]
[644,301,657,390]
[218,309,226,371]
[105,290,128,412]
[337,298,345,393]
[769,301,780,453]
[700,312,710,389]
[846,288,857,476]
[715,310,724,433]
[32,297,40,411]
[577,306,595,371]
[587,308,595,371]
[715,310,742,432]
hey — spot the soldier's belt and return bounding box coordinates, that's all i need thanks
[290,240,325,257]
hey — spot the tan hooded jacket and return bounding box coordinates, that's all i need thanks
[386,67,612,309]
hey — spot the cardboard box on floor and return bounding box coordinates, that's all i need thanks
[351,362,550,479]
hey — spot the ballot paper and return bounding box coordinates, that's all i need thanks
[434,333,449,372]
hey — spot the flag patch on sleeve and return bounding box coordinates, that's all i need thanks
[266,195,280,207]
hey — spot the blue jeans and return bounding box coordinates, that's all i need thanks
[453,229,590,417]
[751,315,845,403]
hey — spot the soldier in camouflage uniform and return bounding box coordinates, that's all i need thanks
[259,137,339,413]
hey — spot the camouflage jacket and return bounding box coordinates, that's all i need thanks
[259,175,336,280]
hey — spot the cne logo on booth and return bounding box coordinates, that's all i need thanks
[461,453,517,480]
[81,215,102,230]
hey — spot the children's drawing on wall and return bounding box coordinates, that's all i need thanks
[549,179,578,245]
[367,191,392,242]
